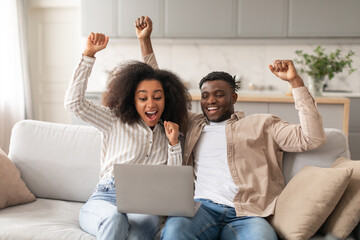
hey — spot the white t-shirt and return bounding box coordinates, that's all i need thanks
[193,120,239,207]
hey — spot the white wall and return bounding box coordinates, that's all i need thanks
[88,39,360,96]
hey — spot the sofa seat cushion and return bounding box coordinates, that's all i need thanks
[0,198,95,240]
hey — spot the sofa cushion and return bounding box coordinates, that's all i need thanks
[270,166,353,240]
[321,157,360,239]
[0,198,95,240]
[0,148,35,209]
[8,120,101,202]
[282,128,350,184]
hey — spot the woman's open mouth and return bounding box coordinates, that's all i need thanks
[145,111,158,120]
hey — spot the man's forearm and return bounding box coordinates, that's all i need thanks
[139,37,153,57]
[289,76,305,88]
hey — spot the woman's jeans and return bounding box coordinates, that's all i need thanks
[161,198,277,240]
[79,178,159,240]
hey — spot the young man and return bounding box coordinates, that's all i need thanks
[135,16,326,240]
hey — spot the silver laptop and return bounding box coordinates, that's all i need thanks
[114,164,201,217]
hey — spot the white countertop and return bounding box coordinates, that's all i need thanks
[322,92,360,97]
[188,89,360,98]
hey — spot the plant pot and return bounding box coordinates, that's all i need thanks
[308,76,325,97]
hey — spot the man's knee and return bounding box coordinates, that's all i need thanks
[221,217,277,240]
[243,217,277,239]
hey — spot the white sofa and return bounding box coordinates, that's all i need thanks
[0,120,355,239]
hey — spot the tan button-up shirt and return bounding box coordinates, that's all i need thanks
[144,53,326,217]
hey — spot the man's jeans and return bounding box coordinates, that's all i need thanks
[79,178,159,240]
[161,198,277,240]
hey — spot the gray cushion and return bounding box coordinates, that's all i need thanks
[282,128,350,184]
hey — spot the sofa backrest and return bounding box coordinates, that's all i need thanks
[282,128,350,184]
[8,120,351,202]
[9,120,101,202]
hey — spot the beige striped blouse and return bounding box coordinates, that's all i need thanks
[65,55,182,180]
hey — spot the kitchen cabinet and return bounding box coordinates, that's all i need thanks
[117,0,163,37]
[349,132,360,160]
[237,0,288,37]
[164,0,236,38]
[267,102,344,130]
[81,0,118,37]
[81,0,360,38]
[81,0,163,38]
[241,96,349,135]
[348,97,360,159]
[288,0,360,37]
[81,0,237,38]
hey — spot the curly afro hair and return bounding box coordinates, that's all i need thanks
[102,61,191,132]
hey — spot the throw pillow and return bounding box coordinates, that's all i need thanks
[0,148,36,209]
[321,157,360,239]
[270,166,353,240]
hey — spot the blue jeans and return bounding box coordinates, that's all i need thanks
[161,199,277,240]
[79,178,159,240]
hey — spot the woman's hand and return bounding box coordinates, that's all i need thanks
[135,16,154,57]
[135,16,153,40]
[164,121,179,146]
[83,32,109,58]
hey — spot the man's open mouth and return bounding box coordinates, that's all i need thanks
[207,107,219,112]
[145,111,158,120]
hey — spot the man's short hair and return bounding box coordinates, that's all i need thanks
[199,71,240,92]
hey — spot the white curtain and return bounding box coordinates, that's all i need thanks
[0,0,32,153]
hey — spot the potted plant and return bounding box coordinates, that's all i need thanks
[294,46,356,96]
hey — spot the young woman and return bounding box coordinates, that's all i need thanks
[64,32,190,240]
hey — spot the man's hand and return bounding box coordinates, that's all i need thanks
[164,121,179,146]
[269,60,304,88]
[83,32,109,58]
[135,16,153,40]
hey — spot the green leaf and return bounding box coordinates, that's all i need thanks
[294,46,357,81]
